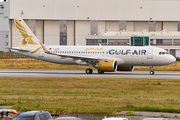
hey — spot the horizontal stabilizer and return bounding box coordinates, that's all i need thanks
[8,47,31,52]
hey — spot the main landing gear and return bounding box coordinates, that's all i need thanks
[150,66,154,75]
[86,69,93,74]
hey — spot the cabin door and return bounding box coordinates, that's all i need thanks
[147,48,153,59]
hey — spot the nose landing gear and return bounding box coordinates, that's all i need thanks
[150,66,154,75]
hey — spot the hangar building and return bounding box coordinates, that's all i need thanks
[0,0,180,57]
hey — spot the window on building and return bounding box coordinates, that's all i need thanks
[119,21,126,31]
[60,21,67,45]
[28,19,36,35]
[150,39,172,45]
[91,20,98,35]
[170,49,175,56]
[86,39,107,45]
[108,39,129,45]
[131,37,149,46]
[148,21,155,32]
[173,39,180,45]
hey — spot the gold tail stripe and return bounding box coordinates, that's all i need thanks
[31,47,41,54]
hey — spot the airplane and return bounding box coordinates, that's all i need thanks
[10,18,176,75]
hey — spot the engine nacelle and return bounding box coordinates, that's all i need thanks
[95,60,117,72]
[117,65,134,71]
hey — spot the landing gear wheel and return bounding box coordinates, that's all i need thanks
[150,71,154,75]
[149,66,154,75]
[98,70,104,74]
[86,69,93,74]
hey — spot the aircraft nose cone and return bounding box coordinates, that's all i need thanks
[169,56,176,64]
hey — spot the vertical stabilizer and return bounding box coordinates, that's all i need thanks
[14,18,43,54]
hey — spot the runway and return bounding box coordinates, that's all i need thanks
[0,69,179,79]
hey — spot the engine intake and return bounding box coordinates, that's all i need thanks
[117,65,134,71]
[95,60,117,72]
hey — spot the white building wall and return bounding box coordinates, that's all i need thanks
[36,20,43,43]
[163,22,177,31]
[76,21,90,45]
[44,20,60,45]
[126,22,134,31]
[105,21,119,31]
[11,19,18,47]
[98,21,105,32]
[67,21,74,45]
[134,22,148,31]
[0,17,9,31]
[155,22,162,31]
[8,0,180,21]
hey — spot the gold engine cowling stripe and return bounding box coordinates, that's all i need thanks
[98,60,116,72]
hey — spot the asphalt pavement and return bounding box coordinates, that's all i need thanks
[0,69,179,79]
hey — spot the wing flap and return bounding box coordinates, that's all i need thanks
[57,54,98,60]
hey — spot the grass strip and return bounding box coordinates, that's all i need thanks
[1,77,180,115]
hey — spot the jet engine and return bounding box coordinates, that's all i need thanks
[95,60,117,72]
[117,65,134,71]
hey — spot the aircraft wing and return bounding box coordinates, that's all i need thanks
[45,51,112,63]
[48,52,106,61]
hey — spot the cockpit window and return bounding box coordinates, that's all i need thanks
[159,51,169,55]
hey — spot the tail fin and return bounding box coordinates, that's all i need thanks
[14,18,48,54]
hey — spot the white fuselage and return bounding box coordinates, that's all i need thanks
[12,45,176,66]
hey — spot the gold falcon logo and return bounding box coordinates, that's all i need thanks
[15,19,38,45]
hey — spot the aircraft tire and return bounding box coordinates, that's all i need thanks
[86,69,93,74]
[150,71,154,75]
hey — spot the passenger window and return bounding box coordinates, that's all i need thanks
[44,113,51,119]
[39,114,47,120]
[35,116,41,120]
